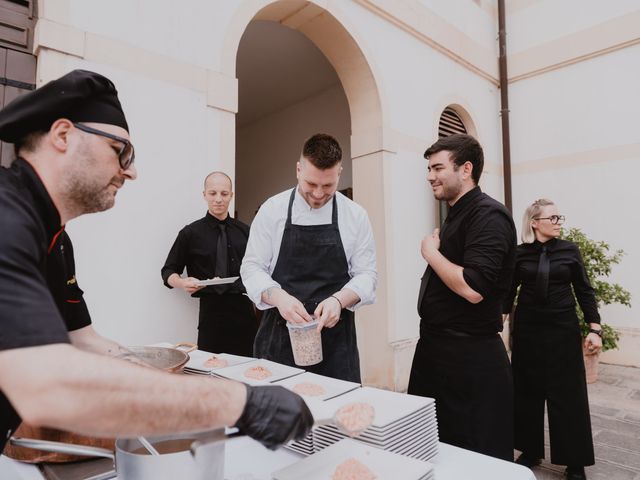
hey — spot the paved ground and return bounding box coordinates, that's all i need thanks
[527,363,640,480]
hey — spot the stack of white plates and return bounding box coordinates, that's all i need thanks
[285,432,315,456]
[273,438,434,480]
[182,350,254,375]
[274,372,360,456]
[312,387,439,462]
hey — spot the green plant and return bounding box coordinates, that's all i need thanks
[560,227,631,351]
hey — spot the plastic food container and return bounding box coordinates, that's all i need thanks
[287,320,323,366]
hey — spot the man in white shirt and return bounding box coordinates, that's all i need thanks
[241,133,377,382]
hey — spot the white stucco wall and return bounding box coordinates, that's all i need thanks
[507,0,640,54]
[33,0,503,385]
[33,0,639,377]
[508,17,640,342]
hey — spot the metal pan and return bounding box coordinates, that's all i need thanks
[118,344,195,373]
[5,342,197,463]
[10,429,229,480]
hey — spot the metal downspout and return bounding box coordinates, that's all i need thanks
[498,0,512,213]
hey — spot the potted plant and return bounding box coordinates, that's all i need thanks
[560,227,631,382]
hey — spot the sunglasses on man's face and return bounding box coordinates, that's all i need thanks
[73,123,135,170]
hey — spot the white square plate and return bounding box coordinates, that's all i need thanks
[316,407,436,439]
[273,372,360,401]
[311,387,434,429]
[212,359,304,385]
[184,350,255,373]
[272,438,433,480]
[315,417,438,448]
[193,276,239,286]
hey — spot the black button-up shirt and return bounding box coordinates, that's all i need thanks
[419,187,517,336]
[503,238,600,324]
[0,158,79,451]
[161,213,250,296]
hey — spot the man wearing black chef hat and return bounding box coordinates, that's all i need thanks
[0,69,312,453]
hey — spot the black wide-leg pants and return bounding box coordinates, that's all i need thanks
[512,306,595,466]
[408,331,514,461]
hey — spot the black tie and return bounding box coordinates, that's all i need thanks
[214,223,228,294]
[534,244,550,303]
[417,220,449,315]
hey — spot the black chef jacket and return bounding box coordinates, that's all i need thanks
[419,187,516,336]
[161,213,249,296]
[0,158,92,451]
[503,238,600,324]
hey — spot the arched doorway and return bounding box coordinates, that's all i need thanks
[224,1,394,388]
[235,20,351,223]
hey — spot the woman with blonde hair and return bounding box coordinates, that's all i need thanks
[503,199,601,480]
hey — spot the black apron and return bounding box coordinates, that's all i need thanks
[408,330,513,461]
[198,293,257,357]
[253,189,360,382]
[512,305,594,466]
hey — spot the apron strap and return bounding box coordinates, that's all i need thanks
[286,188,339,227]
[285,188,295,227]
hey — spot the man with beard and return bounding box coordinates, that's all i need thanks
[408,134,516,461]
[241,133,377,382]
[162,172,257,356]
[0,69,312,453]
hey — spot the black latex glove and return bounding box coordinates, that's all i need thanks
[234,384,313,450]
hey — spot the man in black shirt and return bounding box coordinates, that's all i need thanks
[408,134,516,461]
[0,69,312,453]
[162,172,257,355]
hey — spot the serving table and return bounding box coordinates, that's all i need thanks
[1,437,535,480]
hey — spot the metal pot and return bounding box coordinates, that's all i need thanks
[10,429,228,480]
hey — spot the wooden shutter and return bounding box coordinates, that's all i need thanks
[438,107,467,138]
[436,107,468,226]
[0,0,36,167]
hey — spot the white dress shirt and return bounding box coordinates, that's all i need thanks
[241,188,377,311]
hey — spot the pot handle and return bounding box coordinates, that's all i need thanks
[174,342,197,353]
[9,437,115,460]
[189,429,244,457]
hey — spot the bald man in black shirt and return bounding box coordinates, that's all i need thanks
[409,134,516,461]
[162,172,257,356]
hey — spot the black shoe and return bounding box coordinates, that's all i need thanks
[566,466,586,479]
[515,453,541,468]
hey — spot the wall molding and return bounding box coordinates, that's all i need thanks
[33,18,238,114]
[512,143,640,175]
[353,0,499,85]
[509,10,640,83]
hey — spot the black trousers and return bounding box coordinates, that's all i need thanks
[408,331,514,461]
[512,306,595,466]
[198,294,257,356]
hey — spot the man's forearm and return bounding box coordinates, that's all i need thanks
[261,286,286,307]
[0,344,246,437]
[331,288,360,310]
[68,325,125,357]
[426,250,483,303]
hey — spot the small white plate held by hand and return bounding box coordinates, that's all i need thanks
[194,276,239,287]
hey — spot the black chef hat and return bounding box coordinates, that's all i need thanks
[0,69,129,143]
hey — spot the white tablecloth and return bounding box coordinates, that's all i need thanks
[2,437,535,479]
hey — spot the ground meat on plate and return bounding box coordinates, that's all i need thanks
[332,458,377,480]
[292,382,326,396]
[244,365,273,380]
[334,402,375,437]
[204,356,228,368]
